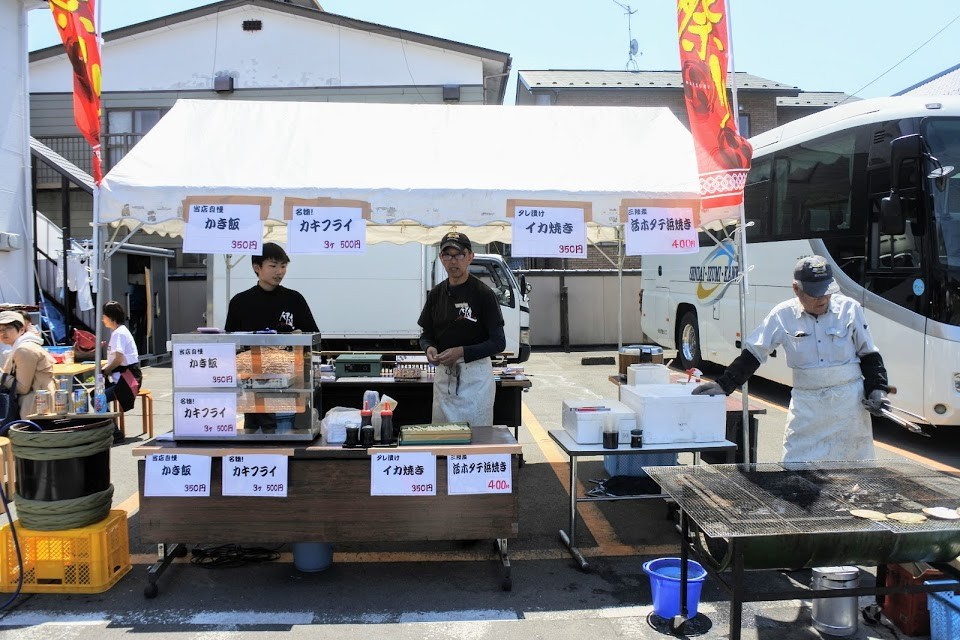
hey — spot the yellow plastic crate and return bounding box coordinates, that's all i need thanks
[0,510,131,594]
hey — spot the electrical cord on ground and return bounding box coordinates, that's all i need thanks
[190,544,283,569]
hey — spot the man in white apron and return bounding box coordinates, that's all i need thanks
[418,232,506,427]
[693,256,890,462]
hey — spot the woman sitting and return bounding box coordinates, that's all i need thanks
[102,301,142,443]
[0,310,55,418]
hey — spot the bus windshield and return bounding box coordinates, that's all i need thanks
[926,119,960,267]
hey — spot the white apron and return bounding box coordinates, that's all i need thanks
[432,357,495,426]
[783,363,875,463]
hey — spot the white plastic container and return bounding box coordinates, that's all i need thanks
[618,384,725,444]
[562,399,637,444]
[626,363,671,385]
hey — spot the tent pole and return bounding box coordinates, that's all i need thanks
[617,225,624,350]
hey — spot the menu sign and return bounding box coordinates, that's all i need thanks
[510,205,587,258]
[624,205,699,255]
[174,392,238,438]
[446,454,512,495]
[144,453,212,497]
[370,452,437,496]
[172,343,237,388]
[287,206,366,255]
[222,454,288,497]
[183,203,264,255]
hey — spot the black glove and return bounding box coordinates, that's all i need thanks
[714,350,761,394]
[864,389,890,416]
[692,382,725,396]
[859,352,889,397]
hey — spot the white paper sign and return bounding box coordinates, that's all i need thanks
[174,392,238,437]
[370,452,437,496]
[173,343,237,388]
[183,203,264,254]
[624,206,699,255]
[222,454,288,497]
[511,206,587,258]
[144,453,212,497]
[287,206,366,255]
[447,454,512,495]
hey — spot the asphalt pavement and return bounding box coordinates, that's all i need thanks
[0,349,929,639]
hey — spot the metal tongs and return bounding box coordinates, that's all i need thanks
[864,387,935,437]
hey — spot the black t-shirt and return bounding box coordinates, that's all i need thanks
[418,275,505,362]
[224,284,319,333]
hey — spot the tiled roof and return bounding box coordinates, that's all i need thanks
[777,92,859,107]
[518,70,798,92]
[897,64,960,96]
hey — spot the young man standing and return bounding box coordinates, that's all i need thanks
[224,242,319,333]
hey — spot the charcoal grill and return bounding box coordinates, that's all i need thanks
[645,461,960,640]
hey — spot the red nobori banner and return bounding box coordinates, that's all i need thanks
[677,0,752,208]
[49,0,102,183]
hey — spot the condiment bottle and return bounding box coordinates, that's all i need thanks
[359,401,375,447]
[380,403,394,445]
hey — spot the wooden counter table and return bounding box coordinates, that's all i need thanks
[134,426,521,597]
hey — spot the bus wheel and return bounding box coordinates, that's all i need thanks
[677,311,702,370]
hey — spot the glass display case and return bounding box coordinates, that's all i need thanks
[171,332,321,442]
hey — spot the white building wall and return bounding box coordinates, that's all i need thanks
[30,5,481,93]
[0,0,35,304]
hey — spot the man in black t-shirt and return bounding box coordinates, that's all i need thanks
[224,243,319,333]
[224,242,318,433]
[418,232,505,426]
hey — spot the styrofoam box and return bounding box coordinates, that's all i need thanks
[619,384,725,444]
[627,363,671,385]
[562,399,637,444]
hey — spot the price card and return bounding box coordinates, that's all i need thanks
[172,343,237,388]
[174,392,238,437]
[222,454,288,497]
[370,452,437,496]
[624,206,699,255]
[287,206,366,255]
[447,454,513,495]
[510,206,587,258]
[144,454,212,497]
[183,203,264,255]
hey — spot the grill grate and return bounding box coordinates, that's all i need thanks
[646,461,960,539]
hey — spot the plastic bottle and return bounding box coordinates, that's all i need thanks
[359,401,374,448]
[93,374,108,414]
[380,403,394,445]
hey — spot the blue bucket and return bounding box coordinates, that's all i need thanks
[643,557,708,618]
[292,542,334,572]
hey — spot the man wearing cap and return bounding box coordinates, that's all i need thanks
[693,256,890,462]
[418,232,505,427]
[0,310,55,419]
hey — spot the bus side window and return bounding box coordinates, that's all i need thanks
[744,158,772,241]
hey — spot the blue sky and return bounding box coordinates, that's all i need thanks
[28,1,960,102]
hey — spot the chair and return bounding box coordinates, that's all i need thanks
[0,436,15,499]
[114,388,154,438]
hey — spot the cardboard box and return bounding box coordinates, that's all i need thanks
[561,399,637,444]
[618,384,725,444]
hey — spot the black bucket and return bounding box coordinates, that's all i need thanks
[10,417,113,501]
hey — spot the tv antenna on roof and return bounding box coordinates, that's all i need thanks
[611,0,640,71]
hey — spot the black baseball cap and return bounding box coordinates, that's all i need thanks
[440,231,472,253]
[794,256,839,297]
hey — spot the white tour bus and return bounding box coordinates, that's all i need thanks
[640,96,960,427]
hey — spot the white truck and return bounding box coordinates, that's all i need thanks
[208,243,531,362]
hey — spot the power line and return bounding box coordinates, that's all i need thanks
[842,10,960,103]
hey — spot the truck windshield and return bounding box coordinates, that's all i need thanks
[926,119,960,267]
[469,260,518,308]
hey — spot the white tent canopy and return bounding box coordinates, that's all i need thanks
[99,100,704,242]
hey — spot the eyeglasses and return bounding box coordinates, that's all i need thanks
[440,252,467,262]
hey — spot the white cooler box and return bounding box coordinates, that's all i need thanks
[619,383,725,444]
[561,399,637,444]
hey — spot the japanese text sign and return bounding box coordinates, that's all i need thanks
[174,392,238,438]
[222,454,288,497]
[286,206,366,255]
[144,453,212,497]
[173,343,237,388]
[446,454,512,495]
[510,206,587,258]
[370,452,436,496]
[183,203,264,254]
[625,206,699,255]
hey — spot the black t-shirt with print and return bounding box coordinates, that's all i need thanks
[224,284,319,333]
[418,275,504,362]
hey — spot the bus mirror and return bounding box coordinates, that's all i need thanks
[880,193,906,236]
[889,134,923,190]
